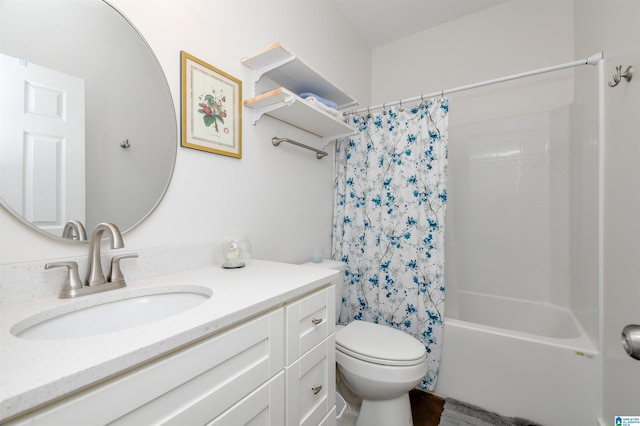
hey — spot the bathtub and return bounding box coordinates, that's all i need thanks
[436,291,600,426]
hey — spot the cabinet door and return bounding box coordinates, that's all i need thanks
[317,406,337,426]
[207,372,285,426]
[286,336,336,426]
[286,285,334,365]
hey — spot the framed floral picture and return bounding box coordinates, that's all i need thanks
[181,51,242,158]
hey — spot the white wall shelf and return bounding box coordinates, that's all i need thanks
[242,42,357,143]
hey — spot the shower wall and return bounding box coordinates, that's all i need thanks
[445,94,600,346]
[444,108,572,315]
[370,1,601,345]
[568,64,601,344]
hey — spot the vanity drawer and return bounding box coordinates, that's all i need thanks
[6,309,284,426]
[285,285,335,365]
[285,335,336,426]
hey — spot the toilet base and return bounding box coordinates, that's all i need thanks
[355,393,413,426]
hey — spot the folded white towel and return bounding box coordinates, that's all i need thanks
[298,92,338,109]
[305,96,343,118]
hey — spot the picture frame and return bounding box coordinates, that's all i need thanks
[181,51,242,158]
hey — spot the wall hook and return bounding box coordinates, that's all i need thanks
[120,139,131,148]
[608,65,633,87]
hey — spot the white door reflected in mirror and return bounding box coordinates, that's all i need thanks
[0,53,86,238]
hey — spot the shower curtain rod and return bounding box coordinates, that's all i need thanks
[345,51,603,115]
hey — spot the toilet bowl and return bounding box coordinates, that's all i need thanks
[301,260,427,426]
[335,320,427,426]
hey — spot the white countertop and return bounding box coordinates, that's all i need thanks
[0,259,338,421]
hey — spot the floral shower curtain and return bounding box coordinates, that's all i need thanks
[332,99,448,390]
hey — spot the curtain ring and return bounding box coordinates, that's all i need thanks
[398,99,404,112]
[382,102,387,115]
[367,107,371,119]
[440,90,444,101]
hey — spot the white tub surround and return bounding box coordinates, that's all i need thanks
[452,290,596,342]
[0,260,338,422]
[437,292,599,426]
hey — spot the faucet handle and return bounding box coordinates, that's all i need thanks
[45,261,84,299]
[107,253,138,287]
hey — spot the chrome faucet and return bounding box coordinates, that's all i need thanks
[86,222,124,286]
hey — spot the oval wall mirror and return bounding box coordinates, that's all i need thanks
[0,0,177,242]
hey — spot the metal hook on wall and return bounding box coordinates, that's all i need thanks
[608,65,633,87]
[120,139,131,148]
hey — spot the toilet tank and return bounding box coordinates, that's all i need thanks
[301,260,346,323]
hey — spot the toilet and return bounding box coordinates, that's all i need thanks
[302,260,428,426]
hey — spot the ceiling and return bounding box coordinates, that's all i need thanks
[331,0,507,47]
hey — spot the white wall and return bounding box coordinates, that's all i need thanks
[0,0,372,266]
[371,1,575,125]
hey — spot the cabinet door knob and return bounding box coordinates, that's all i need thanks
[311,317,323,325]
[311,385,323,395]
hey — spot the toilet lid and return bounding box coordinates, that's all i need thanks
[335,321,426,366]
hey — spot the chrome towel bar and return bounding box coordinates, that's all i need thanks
[272,137,328,159]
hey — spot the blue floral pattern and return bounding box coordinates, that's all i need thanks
[332,100,448,390]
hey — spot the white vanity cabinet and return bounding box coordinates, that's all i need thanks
[285,285,336,426]
[6,309,285,426]
[4,284,337,426]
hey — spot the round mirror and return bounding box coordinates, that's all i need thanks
[0,0,177,242]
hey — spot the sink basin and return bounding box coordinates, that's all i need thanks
[11,286,212,340]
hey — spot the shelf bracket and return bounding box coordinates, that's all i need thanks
[251,96,295,125]
[251,56,296,86]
